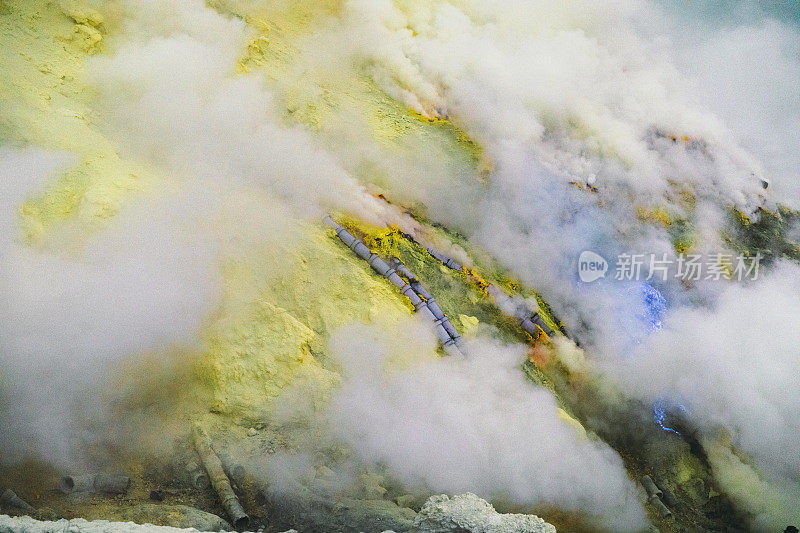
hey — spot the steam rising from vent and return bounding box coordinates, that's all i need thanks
[87,0,402,228]
[623,264,800,479]
[1,0,799,529]
[327,322,648,531]
[0,148,220,466]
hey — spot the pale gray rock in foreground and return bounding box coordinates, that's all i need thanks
[0,515,219,533]
[0,504,230,533]
[2,493,555,533]
[411,494,556,533]
[1,516,326,533]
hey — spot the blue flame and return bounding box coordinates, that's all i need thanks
[640,283,666,333]
[653,398,686,435]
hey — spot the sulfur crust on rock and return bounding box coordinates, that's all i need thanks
[225,0,487,201]
[192,224,414,419]
[1,2,609,530]
[0,0,419,426]
[0,0,152,242]
[0,0,488,403]
[0,4,422,523]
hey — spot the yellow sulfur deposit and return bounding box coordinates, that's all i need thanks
[0,0,562,461]
[0,0,152,242]
[557,408,587,441]
[194,224,414,419]
[458,314,480,334]
[0,0,419,425]
[228,0,487,195]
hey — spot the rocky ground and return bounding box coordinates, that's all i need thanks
[1,494,556,533]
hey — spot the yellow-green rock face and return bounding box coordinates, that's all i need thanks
[0,0,437,425]
[0,0,492,431]
[8,3,785,531]
[195,225,414,419]
[0,0,152,241]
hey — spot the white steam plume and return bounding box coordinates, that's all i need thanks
[328,321,648,532]
[3,0,799,528]
[0,148,220,467]
[620,263,800,529]
[293,3,800,528]
[88,0,403,228]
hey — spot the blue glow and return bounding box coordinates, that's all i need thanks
[653,398,686,435]
[640,283,666,333]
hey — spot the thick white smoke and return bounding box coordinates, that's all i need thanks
[337,0,767,197]
[2,0,799,529]
[620,263,800,528]
[285,0,779,354]
[88,0,400,227]
[328,321,648,531]
[292,2,800,528]
[0,148,220,466]
[0,0,408,466]
[626,265,800,479]
[670,10,800,207]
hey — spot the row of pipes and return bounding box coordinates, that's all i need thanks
[414,237,556,339]
[191,424,250,530]
[324,215,465,358]
[181,218,554,530]
[325,215,559,351]
[4,217,561,532]
[371,191,559,341]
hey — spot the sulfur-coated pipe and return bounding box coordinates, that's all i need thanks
[389,258,464,350]
[324,216,464,357]
[192,425,249,530]
[641,475,663,498]
[649,495,672,518]
[486,284,554,338]
[425,247,463,271]
[187,453,211,490]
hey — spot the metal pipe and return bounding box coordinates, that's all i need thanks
[325,216,464,357]
[325,217,416,302]
[187,454,211,490]
[417,242,558,339]
[425,247,463,271]
[59,473,130,495]
[192,425,249,530]
[531,315,554,337]
[216,451,248,491]
[641,475,662,498]
[427,297,461,343]
[392,262,417,282]
[519,317,542,338]
[94,473,131,494]
[59,475,93,494]
[393,218,562,340]
[487,284,554,338]
[389,258,465,350]
[648,495,672,518]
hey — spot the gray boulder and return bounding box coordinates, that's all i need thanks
[411,494,556,533]
[0,505,230,533]
[0,515,216,533]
